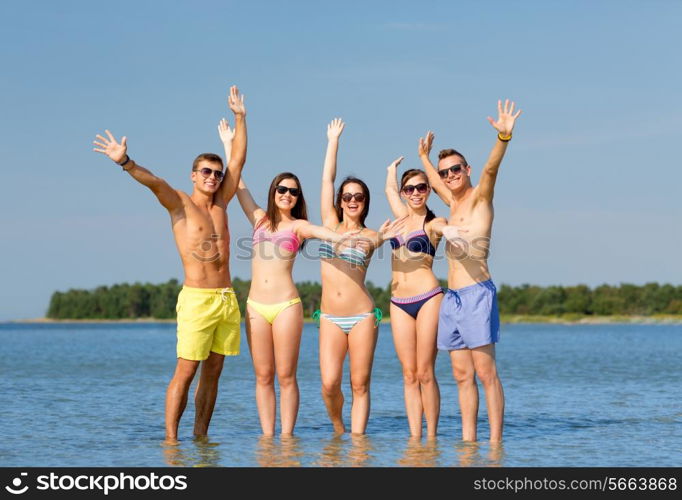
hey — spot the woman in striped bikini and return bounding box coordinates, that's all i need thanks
[315,118,405,434]
[384,156,449,438]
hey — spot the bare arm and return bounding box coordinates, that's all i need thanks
[418,131,452,206]
[235,177,265,226]
[357,216,408,249]
[385,156,408,217]
[93,130,182,212]
[321,118,344,227]
[217,86,247,203]
[478,99,522,202]
[296,221,353,243]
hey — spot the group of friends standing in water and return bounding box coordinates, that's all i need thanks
[93,85,522,445]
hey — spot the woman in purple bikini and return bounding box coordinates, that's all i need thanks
[384,157,449,438]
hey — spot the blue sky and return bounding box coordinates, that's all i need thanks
[1,0,680,320]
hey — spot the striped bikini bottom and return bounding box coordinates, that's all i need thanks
[312,308,383,335]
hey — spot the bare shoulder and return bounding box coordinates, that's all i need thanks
[176,190,192,202]
[426,217,446,240]
[291,218,309,228]
[361,227,378,238]
[427,216,448,227]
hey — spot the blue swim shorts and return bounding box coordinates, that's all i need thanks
[437,280,500,350]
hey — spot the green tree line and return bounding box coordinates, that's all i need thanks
[46,279,682,319]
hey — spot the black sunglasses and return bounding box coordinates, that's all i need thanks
[193,167,224,181]
[341,192,366,203]
[438,164,466,179]
[275,185,300,197]
[402,183,429,195]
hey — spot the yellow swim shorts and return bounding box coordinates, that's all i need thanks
[176,286,241,361]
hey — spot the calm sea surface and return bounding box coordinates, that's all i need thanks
[0,322,680,467]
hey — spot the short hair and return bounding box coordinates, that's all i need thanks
[192,153,223,171]
[437,148,468,166]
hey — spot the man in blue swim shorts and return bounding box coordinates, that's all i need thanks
[418,99,522,442]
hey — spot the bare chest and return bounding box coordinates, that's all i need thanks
[449,197,494,234]
[449,198,476,225]
[176,205,229,247]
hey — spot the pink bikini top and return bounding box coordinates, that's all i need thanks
[252,220,302,254]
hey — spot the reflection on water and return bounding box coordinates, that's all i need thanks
[162,442,186,467]
[456,441,481,467]
[454,441,504,467]
[398,437,441,467]
[317,435,345,467]
[193,436,222,467]
[162,436,222,467]
[487,443,504,467]
[348,434,373,467]
[255,436,304,467]
[314,434,375,467]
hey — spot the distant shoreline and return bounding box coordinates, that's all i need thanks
[7,315,682,325]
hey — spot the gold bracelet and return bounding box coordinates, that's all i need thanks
[498,132,512,142]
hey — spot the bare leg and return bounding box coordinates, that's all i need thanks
[272,302,303,435]
[319,317,349,433]
[450,349,478,441]
[245,305,276,436]
[193,351,225,437]
[415,294,442,438]
[472,344,504,442]
[348,314,378,435]
[390,303,422,437]
[165,357,200,443]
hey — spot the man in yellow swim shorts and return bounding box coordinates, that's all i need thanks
[93,86,247,443]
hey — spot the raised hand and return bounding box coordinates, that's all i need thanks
[218,118,235,146]
[378,215,408,240]
[348,235,371,255]
[387,156,404,171]
[418,131,434,157]
[93,130,127,163]
[442,225,469,244]
[335,228,368,254]
[228,86,246,116]
[327,118,345,140]
[487,99,522,136]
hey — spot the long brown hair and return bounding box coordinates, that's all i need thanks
[258,172,308,234]
[400,169,435,222]
[335,176,370,227]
